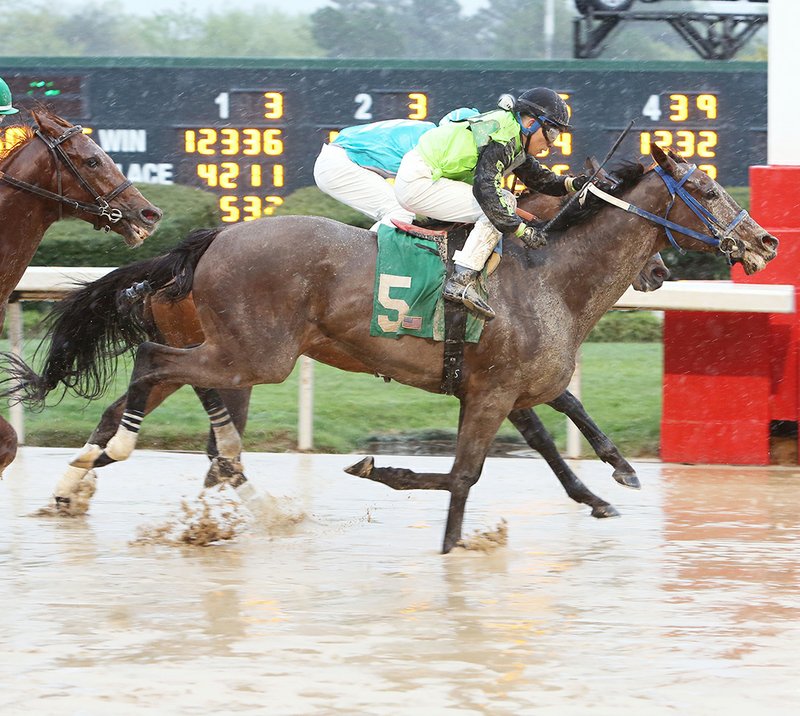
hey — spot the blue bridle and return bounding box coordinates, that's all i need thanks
[617,163,750,257]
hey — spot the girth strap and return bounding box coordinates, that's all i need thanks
[440,224,471,396]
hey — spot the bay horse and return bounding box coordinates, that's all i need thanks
[12,193,667,517]
[0,108,162,475]
[7,146,777,552]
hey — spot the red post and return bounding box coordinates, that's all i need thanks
[660,165,800,465]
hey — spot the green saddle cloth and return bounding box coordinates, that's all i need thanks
[369,224,486,342]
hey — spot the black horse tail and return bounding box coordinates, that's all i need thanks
[0,227,221,408]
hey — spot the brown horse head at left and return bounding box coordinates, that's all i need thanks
[1,107,162,247]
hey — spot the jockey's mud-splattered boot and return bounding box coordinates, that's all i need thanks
[443,265,495,320]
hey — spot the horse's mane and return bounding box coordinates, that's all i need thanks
[521,160,647,233]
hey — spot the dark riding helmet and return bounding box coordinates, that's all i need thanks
[515,88,571,131]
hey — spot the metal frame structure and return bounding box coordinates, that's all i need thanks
[574,8,768,60]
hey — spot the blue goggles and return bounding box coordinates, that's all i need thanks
[516,112,562,144]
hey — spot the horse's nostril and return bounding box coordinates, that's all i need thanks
[654,268,669,280]
[760,234,779,253]
[141,207,162,224]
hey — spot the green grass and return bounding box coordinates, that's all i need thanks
[1,341,662,457]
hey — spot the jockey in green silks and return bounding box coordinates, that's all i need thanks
[394,88,601,321]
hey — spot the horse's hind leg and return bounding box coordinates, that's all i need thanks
[194,387,249,489]
[547,390,641,489]
[347,395,515,553]
[507,408,618,518]
[202,387,252,461]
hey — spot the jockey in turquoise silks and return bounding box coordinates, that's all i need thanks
[313,108,479,230]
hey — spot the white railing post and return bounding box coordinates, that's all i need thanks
[566,345,581,459]
[7,301,25,444]
[298,356,314,450]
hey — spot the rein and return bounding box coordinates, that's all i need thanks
[0,124,132,231]
[581,164,749,260]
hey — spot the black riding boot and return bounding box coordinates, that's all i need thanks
[443,265,495,320]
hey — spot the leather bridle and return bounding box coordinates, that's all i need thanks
[0,124,132,232]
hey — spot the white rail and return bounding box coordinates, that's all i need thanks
[5,268,796,453]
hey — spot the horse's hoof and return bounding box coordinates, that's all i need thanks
[69,443,103,470]
[344,456,374,478]
[612,469,641,490]
[441,534,459,554]
[590,503,620,519]
[205,456,246,488]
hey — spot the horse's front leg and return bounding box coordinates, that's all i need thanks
[58,383,182,514]
[507,408,619,518]
[547,390,641,489]
[347,394,514,553]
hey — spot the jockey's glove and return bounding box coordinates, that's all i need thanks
[568,174,616,195]
[514,223,548,250]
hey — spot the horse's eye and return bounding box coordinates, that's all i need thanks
[86,157,100,168]
[704,188,719,200]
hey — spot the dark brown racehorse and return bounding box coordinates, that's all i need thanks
[14,192,667,516]
[0,108,162,475]
[5,147,777,552]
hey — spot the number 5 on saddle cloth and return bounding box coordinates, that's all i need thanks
[369,221,502,344]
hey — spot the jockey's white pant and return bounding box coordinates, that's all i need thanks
[313,143,415,228]
[394,149,513,272]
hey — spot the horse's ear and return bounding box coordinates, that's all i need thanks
[651,143,679,175]
[667,147,687,164]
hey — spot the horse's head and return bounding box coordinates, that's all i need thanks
[27,108,162,246]
[651,144,778,275]
[631,252,669,292]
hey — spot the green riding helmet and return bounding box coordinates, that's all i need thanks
[0,77,19,115]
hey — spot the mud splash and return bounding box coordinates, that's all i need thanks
[132,484,307,546]
[133,485,249,546]
[457,518,508,552]
[246,491,307,536]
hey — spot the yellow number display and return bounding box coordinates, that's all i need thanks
[640,129,718,161]
[552,132,572,156]
[697,94,717,119]
[184,128,284,156]
[675,129,695,156]
[263,91,284,119]
[697,130,718,157]
[666,93,718,122]
[669,94,689,122]
[219,195,286,223]
[407,92,428,120]
[558,93,572,121]
[220,128,239,155]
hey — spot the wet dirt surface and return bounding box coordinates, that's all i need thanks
[1,447,799,715]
